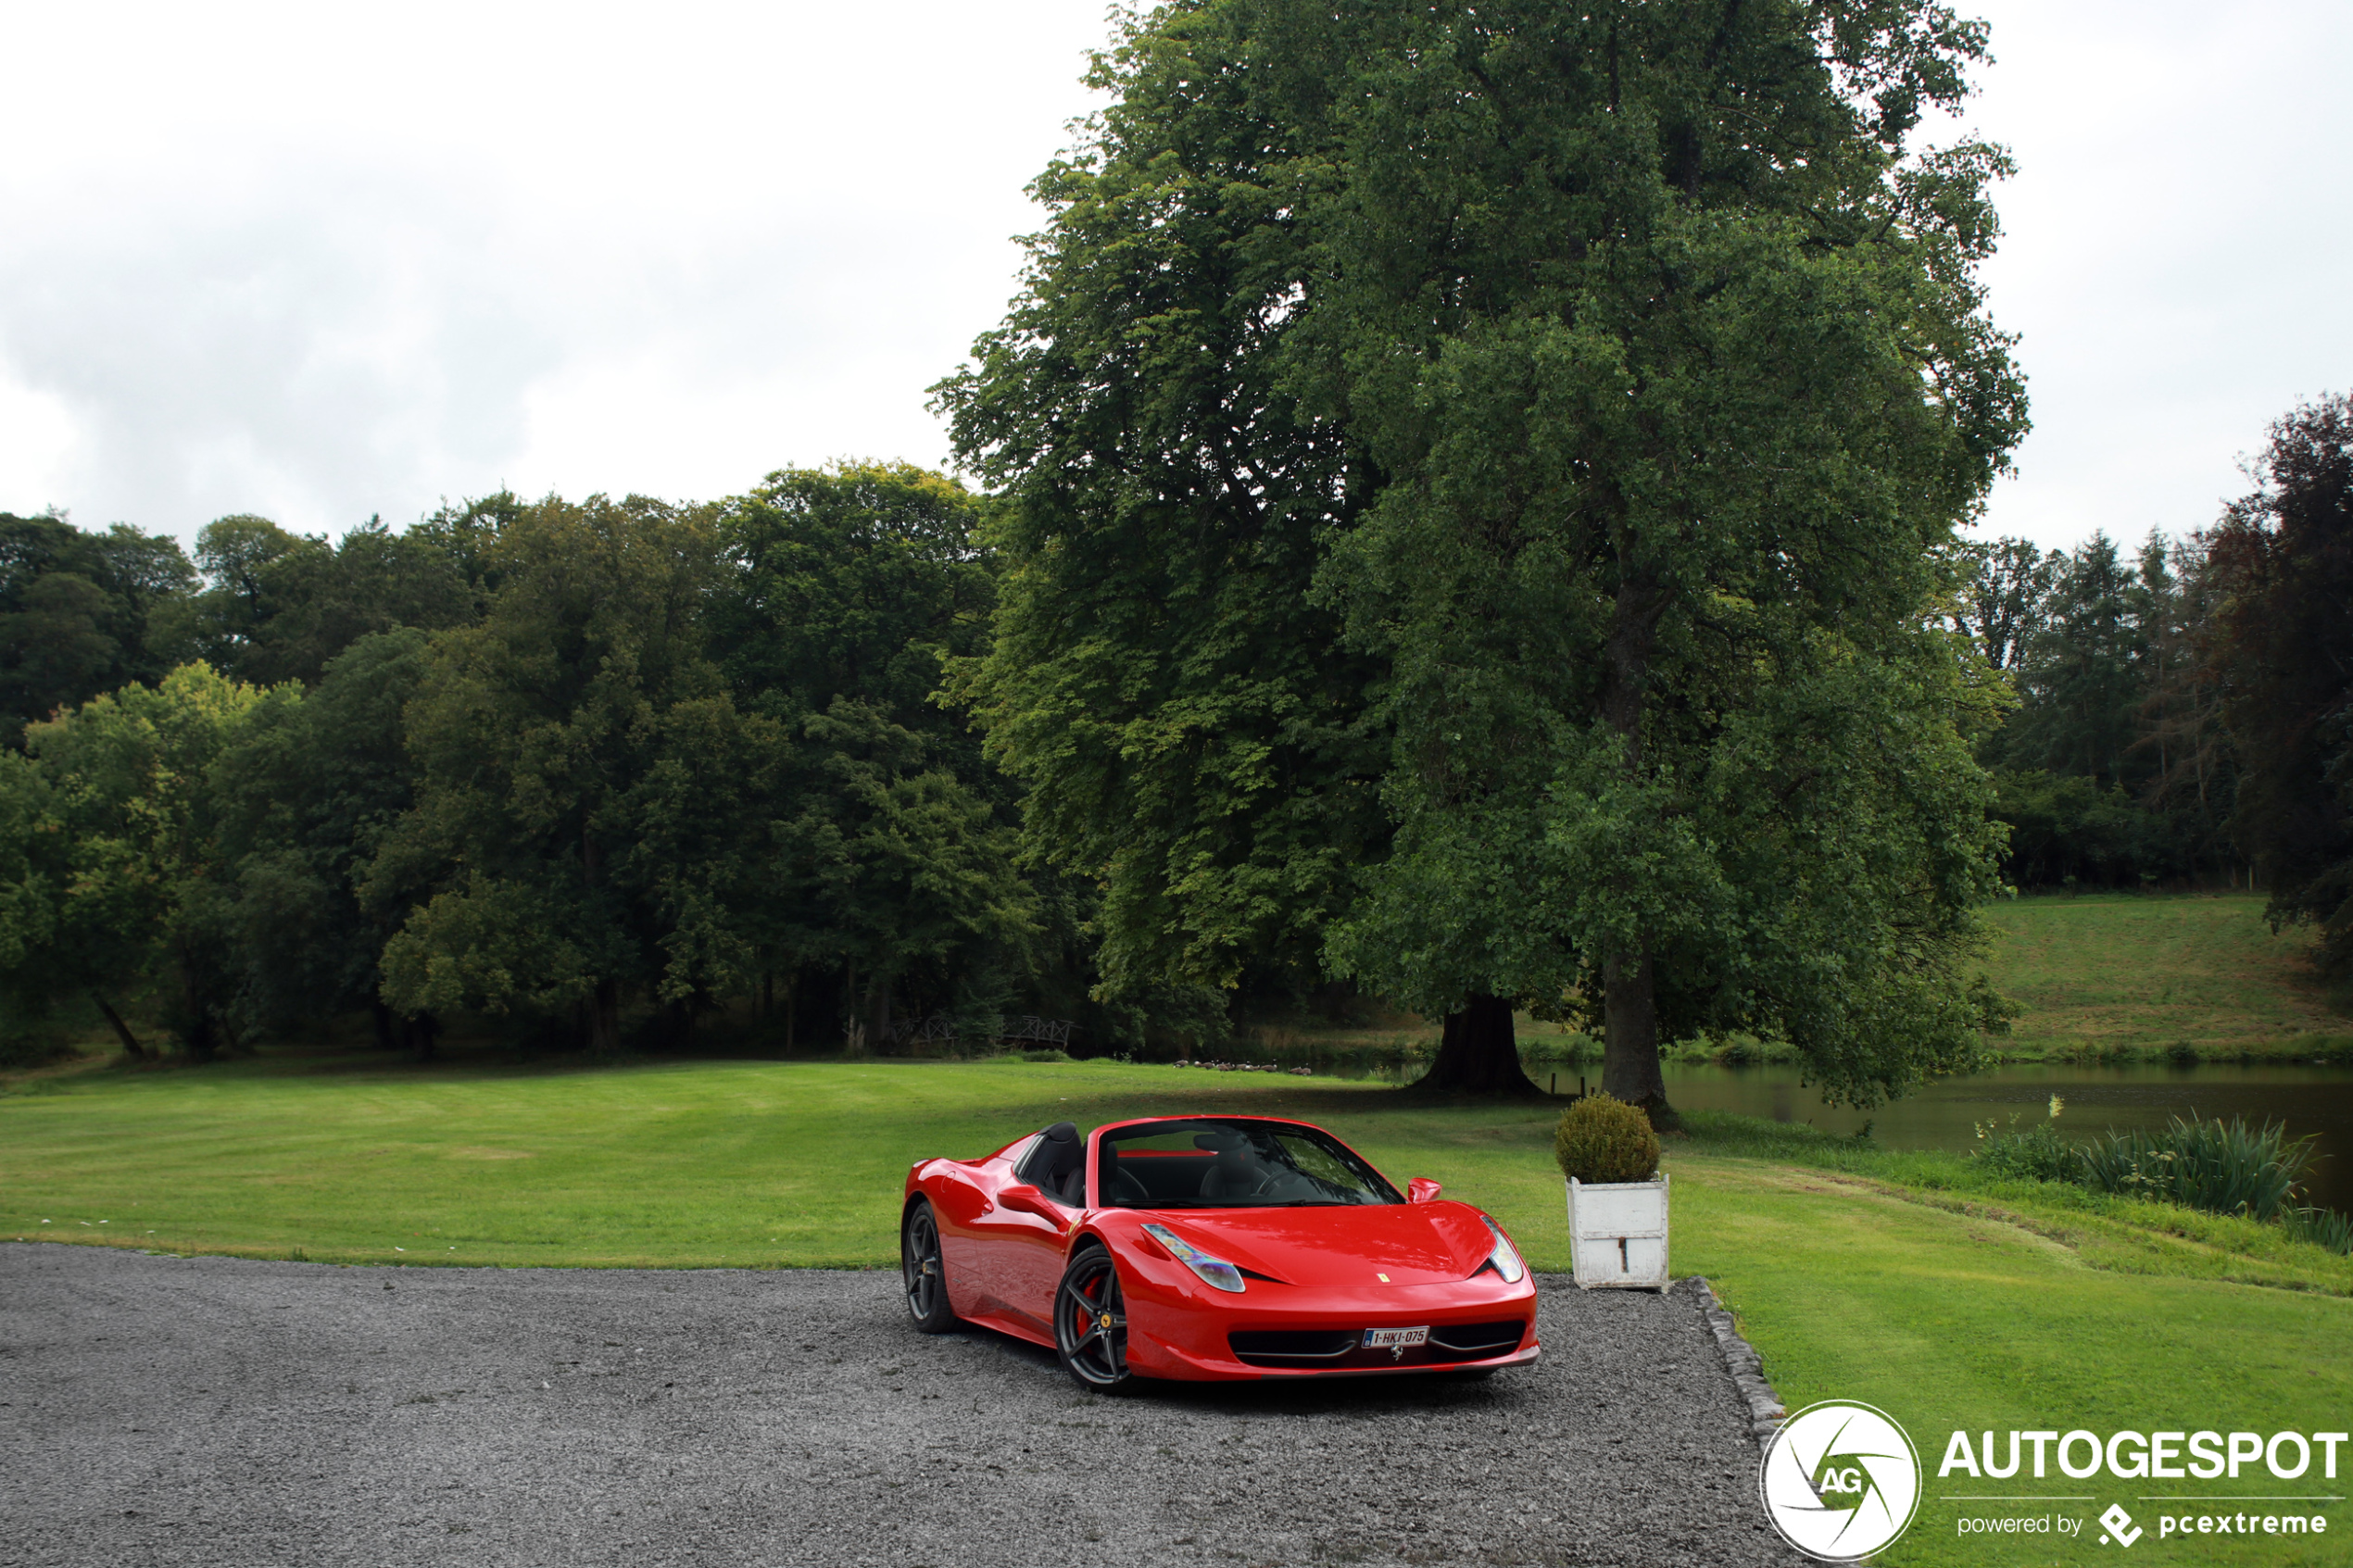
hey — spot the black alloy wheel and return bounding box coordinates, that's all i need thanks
[1053,1245,1133,1391]
[901,1199,956,1333]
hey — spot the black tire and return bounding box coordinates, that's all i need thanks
[1053,1244,1135,1392]
[901,1198,957,1333]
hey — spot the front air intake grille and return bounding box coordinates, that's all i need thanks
[1229,1320,1529,1369]
[1428,1321,1527,1355]
[1228,1330,1356,1363]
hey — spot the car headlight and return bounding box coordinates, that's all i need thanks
[1481,1215,1527,1283]
[1143,1223,1246,1293]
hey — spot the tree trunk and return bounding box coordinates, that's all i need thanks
[1596,557,1678,1131]
[1416,993,1541,1095]
[90,992,147,1059]
[587,979,622,1055]
[371,999,396,1051]
[1601,947,1678,1130]
[404,1012,439,1064]
[842,959,862,1054]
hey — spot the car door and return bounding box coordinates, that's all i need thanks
[995,1185,1082,1333]
[963,1134,1083,1334]
[923,1158,1008,1320]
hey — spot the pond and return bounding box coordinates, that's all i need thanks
[1219,1041,2353,1213]
[1646,1060,2353,1216]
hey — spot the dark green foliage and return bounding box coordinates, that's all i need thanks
[933,18,1390,1002]
[207,629,436,1040]
[711,464,1038,1047]
[0,512,195,744]
[1553,1093,1660,1185]
[154,512,478,686]
[714,464,993,737]
[1965,529,2239,889]
[1987,769,2162,888]
[1987,533,2145,789]
[2205,395,2353,988]
[941,0,2024,1108]
[0,469,1132,1062]
[337,478,1051,1058]
[2074,1114,2316,1223]
[369,494,787,1051]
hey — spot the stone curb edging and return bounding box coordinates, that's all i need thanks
[1675,1275,1786,1445]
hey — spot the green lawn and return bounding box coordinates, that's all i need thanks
[1982,893,2343,1061]
[6,1051,2347,1565]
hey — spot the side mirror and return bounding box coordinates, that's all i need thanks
[999,1184,1068,1227]
[1407,1177,1443,1204]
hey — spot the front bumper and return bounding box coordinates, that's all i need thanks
[1141,1336,1542,1380]
[1119,1273,1541,1382]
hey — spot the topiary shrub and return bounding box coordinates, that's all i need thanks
[1554,1092,1661,1185]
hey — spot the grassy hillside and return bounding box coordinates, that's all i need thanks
[1982,893,2344,1061]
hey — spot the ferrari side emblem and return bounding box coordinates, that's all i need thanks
[1377,1273,1390,1283]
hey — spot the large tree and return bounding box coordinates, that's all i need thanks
[941,0,2025,1111]
[12,664,280,1058]
[2207,394,2353,986]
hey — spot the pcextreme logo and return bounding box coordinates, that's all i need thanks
[1760,1400,1924,1562]
[2097,1503,2144,1547]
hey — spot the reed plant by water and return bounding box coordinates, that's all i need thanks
[2074,1113,2316,1223]
[2284,1205,2353,1256]
[1969,1116,2078,1183]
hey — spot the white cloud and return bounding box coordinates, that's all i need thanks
[0,1,2346,556]
[1951,0,2353,550]
[0,0,1107,538]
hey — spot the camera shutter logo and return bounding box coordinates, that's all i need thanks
[1758,1400,1922,1562]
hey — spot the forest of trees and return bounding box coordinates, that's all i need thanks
[13,405,2345,1079]
[0,0,2346,1107]
[0,467,1239,1067]
[1957,395,2352,940]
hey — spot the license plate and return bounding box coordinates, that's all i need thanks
[1362,1325,1430,1349]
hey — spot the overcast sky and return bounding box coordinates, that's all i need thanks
[1,1,2346,556]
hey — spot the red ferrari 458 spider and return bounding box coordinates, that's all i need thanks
[899,1114,1539,1389]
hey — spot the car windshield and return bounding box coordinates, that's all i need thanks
[1096,1119,1403,1209]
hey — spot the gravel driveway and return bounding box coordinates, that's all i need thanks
[0,1244,1796,1568]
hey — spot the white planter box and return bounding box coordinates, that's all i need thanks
[1566,1174,1670,1290]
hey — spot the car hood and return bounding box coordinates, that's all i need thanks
[1142,1201,1496,1287]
